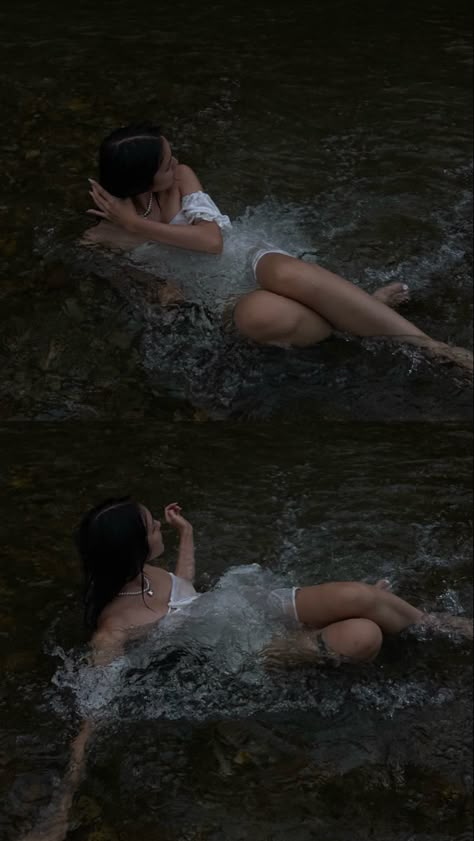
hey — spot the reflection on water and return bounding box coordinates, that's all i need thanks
[0,420,472,838]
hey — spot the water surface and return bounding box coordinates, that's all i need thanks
[0,0,472,838]
[0,420,472,839]
[0,0,472,420]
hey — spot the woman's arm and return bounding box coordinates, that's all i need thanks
[20,629,125,841]
[19,718,95,841]
[87,165,224,254]
[164,503,195,582]
[126,215,223,253]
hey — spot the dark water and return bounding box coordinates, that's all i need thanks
[0,0,473,420]
[0,421,472,839]
[0,0,473,838]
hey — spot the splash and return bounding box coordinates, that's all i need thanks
[30,195,473,421]
[127,199,318,310]
[48,565,470,725]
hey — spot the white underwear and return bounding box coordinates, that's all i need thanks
[248,244,292,280]
[169,193,291,283]
[267,586,301,626]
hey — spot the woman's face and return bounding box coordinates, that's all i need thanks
[152,136,178,192]
[141,506,164,559]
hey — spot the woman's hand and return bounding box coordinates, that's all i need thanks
[164,503,193,533]
[166,503,195,581]
[87,179,138,231]
[19,808,69,841]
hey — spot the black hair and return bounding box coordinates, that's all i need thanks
[76,497,149,633]
[98,122,163,198]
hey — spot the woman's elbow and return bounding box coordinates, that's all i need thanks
[207,230,224,254]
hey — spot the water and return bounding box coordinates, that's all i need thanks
[0,421,472,839]
[0,0,472,838]
[1,0,473,421]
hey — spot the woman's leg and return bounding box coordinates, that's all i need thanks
[233,283,410,347]
[233,289,332,347]
[263,617,383,666]
[264,582,472,667]
[256,254,428,339]
[295,582,424,633]
[252,254,473,369]
[319,618,383,661]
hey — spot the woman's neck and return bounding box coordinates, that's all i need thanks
[133,191,153,212]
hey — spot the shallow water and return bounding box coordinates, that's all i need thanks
[0,0,473,838]
[0,0,473,421]
[0,421,472,839]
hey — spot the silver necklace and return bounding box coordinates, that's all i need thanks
[118,574,154,597]
[141,193,153,218]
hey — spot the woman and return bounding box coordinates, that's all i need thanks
[21,496,471,841]
[81,497,198,653]
[83,123,472,371]
[79,496,471,659]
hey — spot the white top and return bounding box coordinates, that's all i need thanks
[129,190,289,309]
[168,192,288,277]
[169,191,232,230]
[168,572,200,613]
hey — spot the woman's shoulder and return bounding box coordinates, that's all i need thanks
[175,164,204,196]
[96,567,171,632]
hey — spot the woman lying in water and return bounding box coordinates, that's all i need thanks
[83,122,472,371]
[79,496,472,658]
[22,496,472,841]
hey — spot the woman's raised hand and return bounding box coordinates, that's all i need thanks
[87,179,138,230]
[164,503,193,533]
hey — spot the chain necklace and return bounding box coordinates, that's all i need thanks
[141,193,153,218]
[118,574,154,597]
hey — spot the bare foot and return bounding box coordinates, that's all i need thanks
[422,613,473,640]
[375,579,392,591]
[373,282,410,308]
[398,335,474,378]
[425,340,474,376]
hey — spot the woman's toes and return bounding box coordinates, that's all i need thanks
[375,579,392,591]
[373,282,411,308]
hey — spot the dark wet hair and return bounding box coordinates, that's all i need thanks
[99,123,163,198]
[76,496,149,632]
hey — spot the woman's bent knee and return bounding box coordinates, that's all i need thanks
[323,618,383,661]
[233,291,279,341]
[346,618,383,660]
[233,290,332,346]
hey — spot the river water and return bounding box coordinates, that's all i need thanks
[0,0,472,838]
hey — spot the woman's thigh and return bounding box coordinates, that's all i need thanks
[233,289,332,347]
[295,582,377,629]
[255,252,428,339]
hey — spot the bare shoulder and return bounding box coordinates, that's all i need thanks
[175,164,203,196]
[91,622,128,663]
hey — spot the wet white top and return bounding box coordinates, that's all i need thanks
[168,572,200,613]
[129,191,290,308]
[169,191,232,230]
